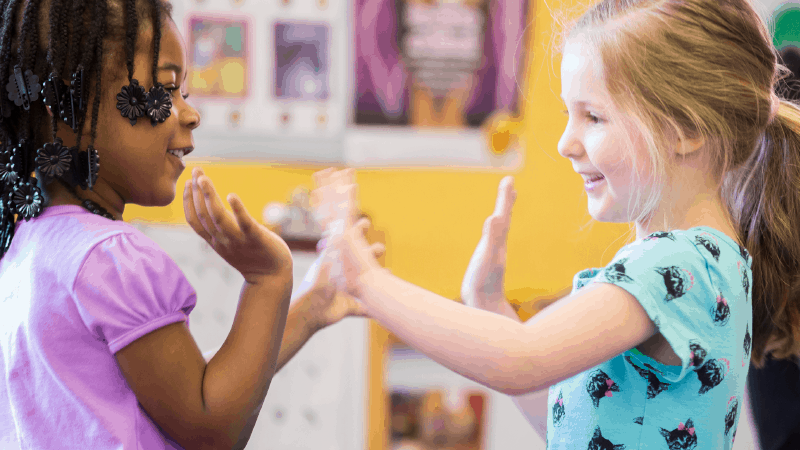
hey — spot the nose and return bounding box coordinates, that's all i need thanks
[181,102,201,130]
[557,121,582,160]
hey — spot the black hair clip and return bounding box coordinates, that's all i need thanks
[71,145,99,190]
[41,73,66,120]
[60,66,85,132]
[35,138,73,183]
[71,66,84,113]
[116,79,147,125]
[0,148,17,187]
[0,141,27,187]
[6,66,40,111]
[9,179,43,220]
[146,83,172,126]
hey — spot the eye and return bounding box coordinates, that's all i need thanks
[165,86,189,100]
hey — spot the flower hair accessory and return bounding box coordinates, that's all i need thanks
[116,79,147,125]
[6,65,40,111]
[9,179,44,220]
[35,138,73,182]
[146,83,172,126]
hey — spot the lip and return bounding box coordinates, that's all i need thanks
[167,146,194,156]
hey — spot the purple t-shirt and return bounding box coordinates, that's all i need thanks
[0,205,196,450]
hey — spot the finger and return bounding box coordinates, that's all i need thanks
[228,193,257,235]
[493,176,515,217]
[192,171,216,240]
[198,175,240,237]
[313,167,337,188]
[352,216,370,237]
[370,242,385,258]
[183,179,213,242]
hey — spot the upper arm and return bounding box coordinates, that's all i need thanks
[115,322,229,449]
[510,282,657,394]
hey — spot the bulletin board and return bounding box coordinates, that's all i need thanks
[170,0,531,169]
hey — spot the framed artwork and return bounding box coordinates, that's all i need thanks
[390,389,486,450]
[187,14,250,98]
[354,0,530,129]
[274,21,332,102]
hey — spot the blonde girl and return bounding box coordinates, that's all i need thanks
[322,0,800,448]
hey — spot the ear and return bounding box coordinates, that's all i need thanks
[659,428,670,438]
[676,136,704,156]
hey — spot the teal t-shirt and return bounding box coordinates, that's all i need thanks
[546,227,752,449]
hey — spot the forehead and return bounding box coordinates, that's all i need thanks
[157,19,187,69]
[560,38,609,105]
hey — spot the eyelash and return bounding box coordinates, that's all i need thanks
[165,86,190,100]
[562,110,602,124]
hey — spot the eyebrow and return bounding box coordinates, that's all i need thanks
[158,63,187,82]
[158,63,183,73]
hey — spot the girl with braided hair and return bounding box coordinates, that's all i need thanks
[0,0,377,448]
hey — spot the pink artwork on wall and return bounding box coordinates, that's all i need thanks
[354,0,529,127]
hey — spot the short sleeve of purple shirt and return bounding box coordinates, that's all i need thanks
[73,232,196,353]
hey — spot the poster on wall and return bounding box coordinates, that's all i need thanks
[354,0,529,129]
[274,21,332,102]
[187,14,250,99]
[390,389,486,450]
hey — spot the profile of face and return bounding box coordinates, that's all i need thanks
[60,18,201,208]
[557,38,654,223]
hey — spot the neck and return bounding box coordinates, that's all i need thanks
[43,178,124,220]
[634,178,739,245]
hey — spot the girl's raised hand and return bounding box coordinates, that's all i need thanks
[299,241,386,328]
[184,167,293,284]
[460,176,517,309]
[325,216,384,297]
[311,168,358,231]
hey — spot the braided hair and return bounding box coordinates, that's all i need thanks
[0,0,173,258]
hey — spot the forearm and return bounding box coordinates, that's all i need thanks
[356,269,533,394]
[275,293,322,373]
[202,273,293,447]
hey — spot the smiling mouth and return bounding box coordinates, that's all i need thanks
[167,147,193,159]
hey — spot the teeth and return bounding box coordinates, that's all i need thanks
[168,149,185,159]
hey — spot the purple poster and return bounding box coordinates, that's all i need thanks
[355,0,529,127]
[274,22,331,102]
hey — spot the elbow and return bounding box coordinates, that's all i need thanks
[491,355,543,396]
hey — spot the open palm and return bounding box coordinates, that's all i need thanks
[460,176,517,309]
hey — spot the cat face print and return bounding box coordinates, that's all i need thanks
[587,426,625,450]
[738,261,750,299]
[585,370,620,408]
[689,341,707,368]
[725,396,739,436]
[743,326,752,367]
[695,233,720,262]
[738,244,749,261]
[625,356,670,399]
[552,391,565,426]
[604,258,634,284]
[655,266,695,302]
[644,231,676,241]
[711,293,731,326]
[697,358,729,395]
[659,419,698,450]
